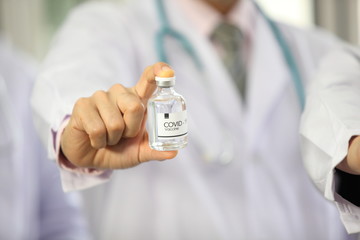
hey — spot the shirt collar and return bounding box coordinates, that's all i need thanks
[176,0,258,41]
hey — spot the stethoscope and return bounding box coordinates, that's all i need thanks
[155,0,306,164]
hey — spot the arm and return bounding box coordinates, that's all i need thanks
[31,2,137,161]
[31,3,176,191]
[32,3,131,191]
[300,44,360,233]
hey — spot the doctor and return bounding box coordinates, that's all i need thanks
[0,38,90,239]
[32,0,360,239]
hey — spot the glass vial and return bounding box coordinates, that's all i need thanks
[147,76,188,151]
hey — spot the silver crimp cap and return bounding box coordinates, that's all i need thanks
[155,76,175,87]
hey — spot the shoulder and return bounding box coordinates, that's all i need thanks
[274,22,346,75]
[60,1,127,32]
[278,22,341,55]
[68,1,125,19]
[65,0,154,25]
[54,0,157,44]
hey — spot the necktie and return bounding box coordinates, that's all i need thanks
[211,22,247,100]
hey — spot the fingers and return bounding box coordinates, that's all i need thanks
[72,97,108,149]
[138,132,178,163]
[133,62,175,102]
[92,90,124,145]
[109,84,145,138]
[146,149,178,161]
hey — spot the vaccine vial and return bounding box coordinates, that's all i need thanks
[147,76,188,151]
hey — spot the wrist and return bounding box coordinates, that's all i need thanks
[337,135,360,175]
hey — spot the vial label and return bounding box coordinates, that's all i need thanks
[156,111,187,138]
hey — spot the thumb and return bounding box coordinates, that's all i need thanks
[133,62,175,103]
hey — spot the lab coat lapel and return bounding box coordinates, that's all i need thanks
[246,16,292,151]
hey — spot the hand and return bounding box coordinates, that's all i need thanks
[60,62,178,169]
[337,136,360,174]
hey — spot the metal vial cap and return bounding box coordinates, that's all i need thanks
[155,76,175,87]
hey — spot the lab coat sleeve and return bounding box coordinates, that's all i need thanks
[38,149,92,240]
[300,44,360,234]
[31,2,138,191]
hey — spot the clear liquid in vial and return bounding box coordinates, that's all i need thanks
[147,77,187,151]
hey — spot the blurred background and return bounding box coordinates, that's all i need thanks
[0,0,358,61]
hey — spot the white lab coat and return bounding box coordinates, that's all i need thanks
[0,39,90,240]
[31,0,360,239]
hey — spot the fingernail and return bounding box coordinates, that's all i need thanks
[161,65,172,71]
[159,65,174,78]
